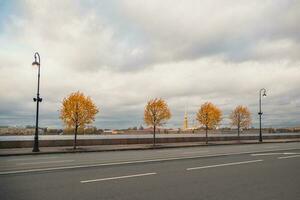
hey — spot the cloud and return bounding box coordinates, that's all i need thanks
[0,0,299,129]
[120,0,300,63]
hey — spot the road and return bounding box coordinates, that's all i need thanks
[0,142,299,200]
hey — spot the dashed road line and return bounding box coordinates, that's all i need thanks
[80,172,157,183]
[186,159,263,171]
[251,152,300,156]
[278,155,300,159]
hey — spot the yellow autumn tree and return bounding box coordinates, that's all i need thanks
[60,91,99,149]
[230,105,251,138]
[144,98,171,145]
[196,102,222,144]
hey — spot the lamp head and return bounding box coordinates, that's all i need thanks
[260,88,267,97]
[32,52,40,67]
[32,61,40,67]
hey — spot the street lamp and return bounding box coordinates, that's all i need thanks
[258,88,267,142]
[32,52,42,152]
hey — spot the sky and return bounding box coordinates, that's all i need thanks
[0,0,300,129]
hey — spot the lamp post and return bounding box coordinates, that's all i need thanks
[32,52,42,152]
[258,88,267,142]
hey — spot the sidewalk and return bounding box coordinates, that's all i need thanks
[1,138,299,157]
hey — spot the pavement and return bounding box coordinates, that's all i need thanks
[0,138,299,156]
[0,142,299,200]
[2,132,300,141]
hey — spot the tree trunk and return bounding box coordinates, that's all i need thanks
[237,118,240,142]
[205,125,208,144]
[153,125,156,146]
[237,126,240,143]
[74,102,79,150]
[74,125,78,150]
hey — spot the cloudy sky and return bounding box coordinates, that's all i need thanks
[0,0,299,129]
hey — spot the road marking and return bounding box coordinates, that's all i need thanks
[186,159,263,171]
[16,160,75,166]
[0,147,298,175]
[251,152,300,156]
[6,156,59,162]
[251,153,284,156]
[278,155,300,159]
[283,152,300,155]
[80,172,157,183]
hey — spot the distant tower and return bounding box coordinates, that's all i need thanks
[183,111,188,130]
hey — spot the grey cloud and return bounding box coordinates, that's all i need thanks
[8,0,300,72]
[121,0,300,64]
[0,0,299,129]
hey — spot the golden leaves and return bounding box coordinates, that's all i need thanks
[60,91,99,129]
[230,105,251,129]
[196,102,222,129]
[144,98,171,127]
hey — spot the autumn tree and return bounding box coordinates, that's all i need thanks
[230,105,251,138]
[60,91,99,149]
[196,102,222,144]
[144,98,171,145]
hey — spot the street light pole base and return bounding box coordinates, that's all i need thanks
[32,148,40,152]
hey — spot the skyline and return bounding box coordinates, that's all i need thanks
[0,0,300,129]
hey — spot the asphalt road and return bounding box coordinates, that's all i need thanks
[0,142,299,200]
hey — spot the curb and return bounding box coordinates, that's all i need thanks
[0,139,299,157]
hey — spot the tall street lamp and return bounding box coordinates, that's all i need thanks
[32,52,42,152]
[258,88,267,142]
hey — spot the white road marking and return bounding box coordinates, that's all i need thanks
[81,172,157,183]
[251,153,284,156]
[6,157,59,162]
[283,152,300,155]
[278,155,300,159]
[251,152,300,156]
[0,147,298,175]
[17,160,75,166]
[186,159,263,171]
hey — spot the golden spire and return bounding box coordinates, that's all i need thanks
[183,111,188,130]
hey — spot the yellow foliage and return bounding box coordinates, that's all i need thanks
[144,98,171,127]
[230,105,251,129]
[196,102,222,129]
[60,91,99,129]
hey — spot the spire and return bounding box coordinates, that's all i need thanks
[183,110,188,130]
